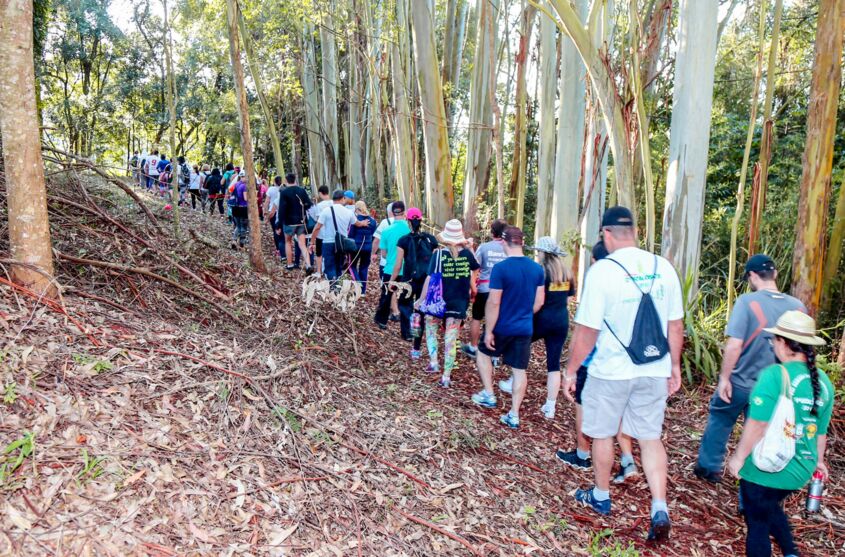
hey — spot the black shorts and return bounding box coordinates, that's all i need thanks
[574,365,589,405]
[471,292,489,321]
[315,238,323,257]
[479,334,532,370]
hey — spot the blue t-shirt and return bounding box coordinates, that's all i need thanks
[489,256,545,337]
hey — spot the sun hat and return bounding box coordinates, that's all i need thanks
[530,236,567,256]
[743,254,776,280]
[407,207,423,220]
[438,219,467,245]
[763,310,826,347]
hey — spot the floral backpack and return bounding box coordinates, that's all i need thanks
[419,249,446,319]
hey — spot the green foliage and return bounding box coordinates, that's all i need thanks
[588,529,640,557]
[3,382,18,405]
[273,406,302,433]
[1,432,35,488]
[682,273,727,385]
[77,448,106,484]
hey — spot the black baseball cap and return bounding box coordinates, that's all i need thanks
[744,254,776,280]
[391,201,406,214]
[601,206,635,227]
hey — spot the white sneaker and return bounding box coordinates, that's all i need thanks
[540,401,556,420]
[498,376,513,394]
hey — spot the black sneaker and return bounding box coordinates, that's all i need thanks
[693,464,722,484]
[389,313,400,322]
[555,449,591,470]
[647,511,671,541]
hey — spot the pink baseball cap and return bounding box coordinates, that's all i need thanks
[407,207,423,220]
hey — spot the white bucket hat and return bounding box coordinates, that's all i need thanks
[438,219,468,245]
[530,236,567,256]
[763,310,826,346]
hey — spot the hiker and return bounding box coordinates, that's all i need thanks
[563,206,683,542]
[138,152,148,188]
[145,150,160,190]
[417,219,480,387]
[205,168,224,215]
[470,227,544,427]
[461,219,508,359]
[725,311,832,557]
[129,151,139,181]
[372,202,401,320]
[308,186,332,276]
[393,207,438,359]
[695,254,806,484]
[158,161,172,198]
[222,163,236,222]
[266,176,283,259]
[343,190,356,207]
[230,170,250,249]
[309,190,356,281]
[256,176,268,221]
[374,202,411,336]
[177,156,191,206]
[157,153,170,188]
[198,164,210,211]
[499,236,573,420]
[348,200,377,292]
[188,164,201,209]
[277,173,313,272]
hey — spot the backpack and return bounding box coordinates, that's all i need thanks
[603,256,671,365]
[752,365,796,472]
[180,163,191,187]
[406,233,436,281]
[419,250,446,318]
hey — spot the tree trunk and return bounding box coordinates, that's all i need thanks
[302,24,326,192]
[320,10,341,185]
[239,11,286,178]
[226,0,266,273]
[347,6,365,195]
[508,3,537,228]
[660,0,718,293]
[791,0,844,315]
[441,0,468,130]
[0,0,56,297]
[822,171,845,309]
[163,0,180,238]
[550,0,588,241]
[391,0,416,206]
[462,0,498,233]
[534,9,557,240]
[410,0,454,226]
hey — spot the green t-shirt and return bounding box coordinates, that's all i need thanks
[380,220,411,276]
[740,361,834,490]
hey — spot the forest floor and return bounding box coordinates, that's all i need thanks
[0,169,843,557]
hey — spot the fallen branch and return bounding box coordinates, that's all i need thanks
[395,508,483,557]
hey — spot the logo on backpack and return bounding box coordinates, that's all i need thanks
[643,345,662,358]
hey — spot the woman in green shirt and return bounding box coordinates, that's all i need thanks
[727,311,833,557]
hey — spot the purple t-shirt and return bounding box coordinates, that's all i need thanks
[234,180,249,207]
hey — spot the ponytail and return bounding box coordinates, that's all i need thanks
[783,337,821,415]
[410,219,422,234]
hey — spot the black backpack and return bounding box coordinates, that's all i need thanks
[603,256,670,365]
[406,233,436,280]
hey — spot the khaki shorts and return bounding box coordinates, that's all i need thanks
[581,375,668,441]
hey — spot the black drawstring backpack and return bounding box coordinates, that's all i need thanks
[603,256,670,365]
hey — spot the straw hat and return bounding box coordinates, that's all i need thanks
[438,219,468,245]
[530,236,567,256]
[763,310,826,346]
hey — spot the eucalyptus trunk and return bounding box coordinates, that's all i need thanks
[508,3,536,228]
[163,0,180,238]
[320,10,340,185]
[347,8,365,195]
[302,25,326,191]
[391,0,416,206]
[534,10,557,240]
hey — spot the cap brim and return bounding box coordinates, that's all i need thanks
[763,327,827,346]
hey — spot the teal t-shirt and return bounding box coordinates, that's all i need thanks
[740,361,834,491]
[380,220,411,276]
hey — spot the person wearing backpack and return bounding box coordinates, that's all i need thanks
[205,168,224,215]
[374,202,411,335]
[725,311,832,557]
[695,255,806,485]
[277,173,314,272]
[198,164,210,211]
[347,201,377,292]
[309,190,356,281]
[392,207,438,359]
[230,170,250,249]
[177,156,191,206]
[562,206,684,542]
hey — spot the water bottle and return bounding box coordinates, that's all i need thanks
[806,471,824,513]
[492,356,501,368]
[411,312,422,339]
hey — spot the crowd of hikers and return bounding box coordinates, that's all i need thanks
[129,152,834,556]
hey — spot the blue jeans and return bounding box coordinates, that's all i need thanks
[740,480,798,557]
[322,244,339,280]
[696,385,750,473]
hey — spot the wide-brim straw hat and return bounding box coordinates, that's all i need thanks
[529,236,567,256]
[438,219,468,245]
[763,310,826,346]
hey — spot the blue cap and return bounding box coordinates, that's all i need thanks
[343,190,355,200]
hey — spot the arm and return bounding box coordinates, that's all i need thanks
[483,289,502,349]
[371,237,381,262]
[726,418,769,478]
[533,285,545,314]
[563,325,600,402]
[415,275,431,308]
[717,337,744,403]
[668,318,684,395]
[390,247,405,283]
[816,435,829,480]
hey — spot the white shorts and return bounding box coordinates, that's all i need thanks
[581,375,668,440]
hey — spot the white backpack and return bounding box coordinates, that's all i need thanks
[752,365,796,473]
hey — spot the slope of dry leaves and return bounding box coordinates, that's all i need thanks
[0,169,842,556]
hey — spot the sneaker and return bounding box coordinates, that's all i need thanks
[375,319,388,331]
[574,487,611,516]
[500,412,519,429]
[389,313,400,322]
[540,401,556,420]
[410,349,421,360]
[471,390,497,409]
[693,464,722,484]
[498,376,513,394]
[305,266,314,276]
[285,265,296,271]
[425,363,440,374]
[613,462,639,484]
[647,511,671,541]
[439,377,451,388]
[555,449,591,470]
[460,344,478,358]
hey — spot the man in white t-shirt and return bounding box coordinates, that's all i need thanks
[265,176,283,258]
[309,190,356,281]
[307,185,332,275]
[563,206,684,542]
[144,150,160,190]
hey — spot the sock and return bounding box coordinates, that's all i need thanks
[592,487,610,501]
[576,448,591,460]
[509,410,519,419]
[620,453,635,468]
[545,398,556,408]
[651,499,669,518]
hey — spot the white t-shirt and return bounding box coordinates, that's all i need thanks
[373,217,395,266]
[575,246,683,380]
[266,186,280,212]
[317,203,356,242]
[309,199,332,222]
[146,155,160,177]
[189,170,201,190]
